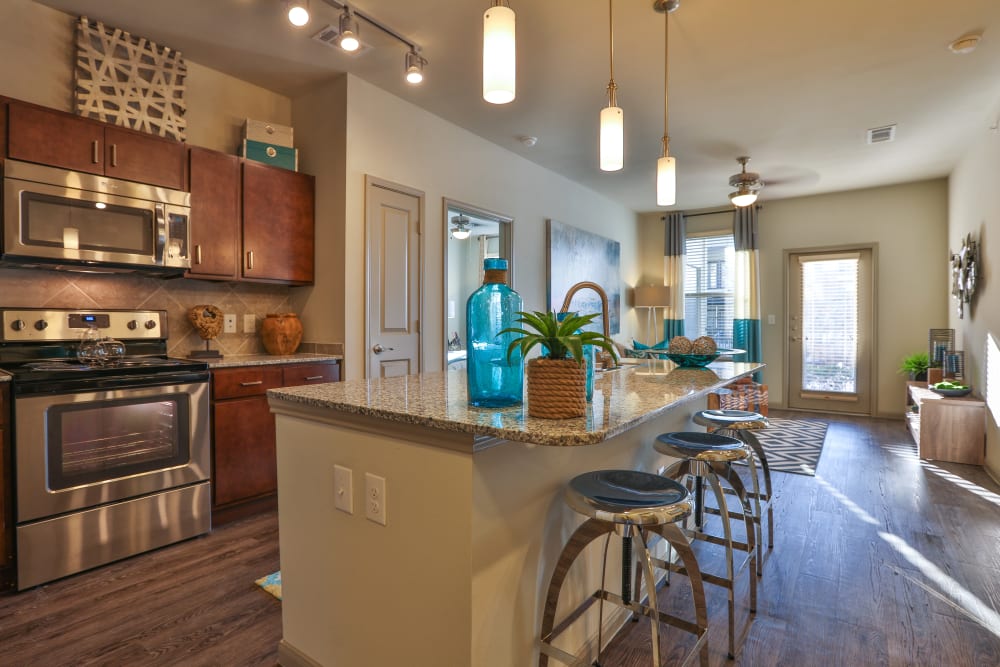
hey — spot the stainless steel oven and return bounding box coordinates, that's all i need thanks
[0,308,211,589]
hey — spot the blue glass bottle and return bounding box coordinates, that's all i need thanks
[555,312,596,402]
[466,258,523,407]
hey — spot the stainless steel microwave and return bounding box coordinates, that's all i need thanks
[2,159,191,275]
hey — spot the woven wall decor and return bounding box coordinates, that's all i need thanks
[75,16,187,141]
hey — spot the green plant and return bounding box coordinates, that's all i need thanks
[501,311,619,365]
[899,352,930,376]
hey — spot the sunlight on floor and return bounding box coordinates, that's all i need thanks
[883,444,1000,509]
[814,474,1000,641]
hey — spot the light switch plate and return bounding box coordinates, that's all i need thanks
[244,313,256,333]
[334,465,353,514]
[223,313,237,333]
[365,473,387,525]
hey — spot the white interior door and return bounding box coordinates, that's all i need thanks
[366,177,422,378]
[787,247,874,414]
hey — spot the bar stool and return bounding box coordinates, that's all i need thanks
[654,431,757,660]
[693,409,772,574]
[538,470,709,667]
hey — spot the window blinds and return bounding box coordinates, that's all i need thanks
[799,254,860,393]
[683,233,735,347]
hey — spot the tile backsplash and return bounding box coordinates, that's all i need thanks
[0,267,301,357]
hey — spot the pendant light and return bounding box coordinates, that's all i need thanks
[655,0,679,206]
[483,1,516,104]
[599,0,623,171]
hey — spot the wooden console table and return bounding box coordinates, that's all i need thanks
[905,381,985,465]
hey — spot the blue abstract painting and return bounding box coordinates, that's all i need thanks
[547,220,621,335]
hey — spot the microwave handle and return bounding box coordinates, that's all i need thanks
[154,204,167,263]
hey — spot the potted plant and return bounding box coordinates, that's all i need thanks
[899,352,930,381]
[502,311,618,419]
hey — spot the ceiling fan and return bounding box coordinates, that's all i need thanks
[728,156,764,207]
[450,214,473,239]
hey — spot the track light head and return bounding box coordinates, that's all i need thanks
[286,0,310,27]
[339,8,360,51]
[405,49,426,84]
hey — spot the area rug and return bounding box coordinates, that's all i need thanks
[735,418,829,476]
[255,571,282,601]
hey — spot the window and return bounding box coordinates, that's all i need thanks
[684,233,734,347]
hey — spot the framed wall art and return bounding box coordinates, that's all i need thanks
[546,219,621,334]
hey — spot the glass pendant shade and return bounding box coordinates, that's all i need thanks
[599,106,624,171]
[483,5,516,104]
[656,155,676,206]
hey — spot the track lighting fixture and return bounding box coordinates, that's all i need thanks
[338,7,360,51]
[483,1,516,104]
[286,0,310,27]
[405,49,426,84]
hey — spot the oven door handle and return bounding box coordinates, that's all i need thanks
[154,203,167,264]
[13,370,211,396]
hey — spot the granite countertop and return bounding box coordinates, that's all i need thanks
[268,359,764,447]
[208,353,342,369]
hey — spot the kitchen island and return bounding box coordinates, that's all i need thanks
[268,359,763,667]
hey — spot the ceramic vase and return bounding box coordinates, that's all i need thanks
[261,313,303,355]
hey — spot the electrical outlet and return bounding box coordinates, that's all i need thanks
[365,473,386,526]
[767,314,776,325]
[334,465,353,514]
[223,313,237,333]
[243,313,256,333]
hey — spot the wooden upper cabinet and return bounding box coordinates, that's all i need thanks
[188,147,240,280]
[242,161,315,285]
[6,101,185,190]
[8,103,105,175]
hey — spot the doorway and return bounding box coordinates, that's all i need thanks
[442,199,513,371]
[365,176,423,378]
[786,246,875,415]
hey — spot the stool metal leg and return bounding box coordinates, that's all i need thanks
[594,532,613,667]
[740,430,774,550]
[632,524,662,666]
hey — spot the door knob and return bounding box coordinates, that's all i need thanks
[372,344,395,354]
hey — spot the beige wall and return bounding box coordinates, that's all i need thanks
[639,180,949,418]
[0,0,297,354]
[292,74,641,380]
[948,120,1000,479]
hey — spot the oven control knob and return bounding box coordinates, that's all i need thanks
[11,319,25,331]
[127,320,138,330]
[34,319,48,331]
[144,319,157,330]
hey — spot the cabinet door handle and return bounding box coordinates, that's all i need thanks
[194,245,202,265]
[304,375,324,381]
[110,143,118,167]
[247,250,255,271]
[91,140,100,164]
[240,380,264,387]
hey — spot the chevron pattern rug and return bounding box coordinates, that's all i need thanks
[737,418,829,476]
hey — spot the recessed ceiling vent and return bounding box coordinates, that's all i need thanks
[866,124,897,145]
[311,25,373,56]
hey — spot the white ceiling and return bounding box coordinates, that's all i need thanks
[35,0,1000,212]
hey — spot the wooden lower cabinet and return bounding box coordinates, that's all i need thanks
[211,361,340,522]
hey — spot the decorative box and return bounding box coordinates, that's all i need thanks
[243,119,294,148]
[239,139,298,171]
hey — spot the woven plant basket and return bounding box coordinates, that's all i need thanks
[526,357,587,419]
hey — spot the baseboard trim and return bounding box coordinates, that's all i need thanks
[277,639,324,667]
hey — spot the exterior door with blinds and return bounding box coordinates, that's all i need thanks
[787,247,874,414]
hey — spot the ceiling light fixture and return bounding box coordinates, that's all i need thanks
[338,7,360,51]
[286,0,310,27]
[483,1,516,104]
[728,156,763,207]
[949,33,981,55]
[451,215,472,240]
[599,0,624,172]
[654,0,679,206]
[405,48,426,84]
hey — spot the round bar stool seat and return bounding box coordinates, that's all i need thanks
[693,409,773,575]
[654,431,757,660]
[538,470,709,667]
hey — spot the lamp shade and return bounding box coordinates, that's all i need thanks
[483,5,516,104]
[730,190,758,207]
[599,106,624,171]
[656,155,676,206]
[634,285,672,308]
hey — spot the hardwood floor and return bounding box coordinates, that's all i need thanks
[0,412,997,666]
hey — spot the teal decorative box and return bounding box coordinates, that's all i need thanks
[239,139,298,171]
